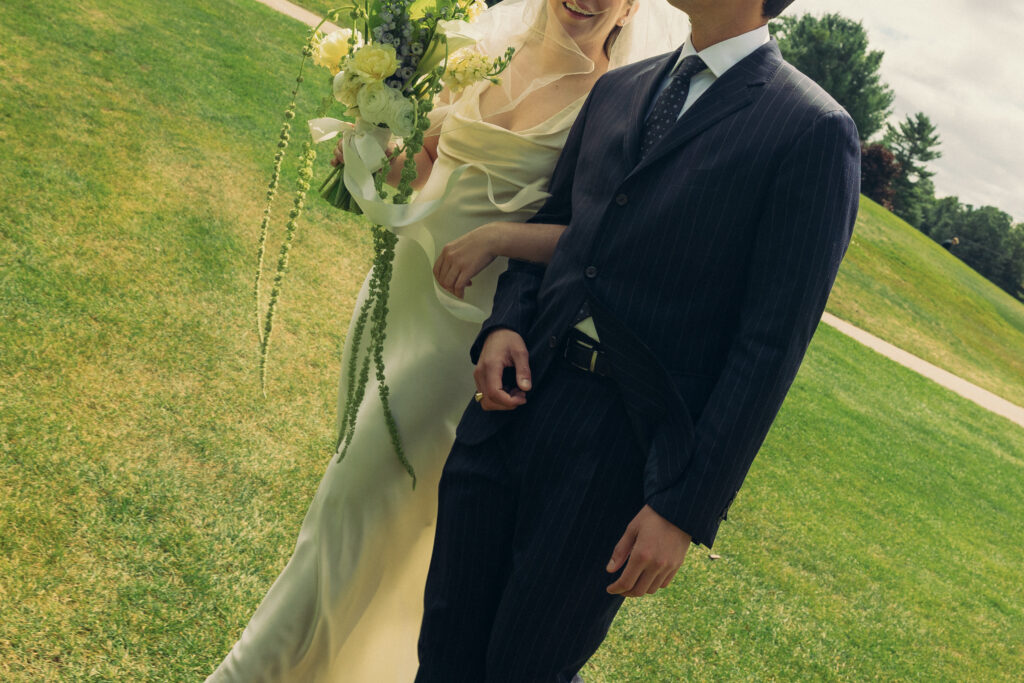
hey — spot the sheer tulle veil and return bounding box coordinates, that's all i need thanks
[437,0,690,123]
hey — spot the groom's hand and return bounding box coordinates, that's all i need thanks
[606,505,691,597]
[474,329,532,411]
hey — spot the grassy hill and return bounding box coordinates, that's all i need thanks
[828,198,1024,407]
[1,0,1022,680]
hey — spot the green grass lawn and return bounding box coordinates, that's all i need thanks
[588,326,1024,681]
[1,0,1022,681]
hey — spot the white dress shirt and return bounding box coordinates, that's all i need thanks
[650,24,772,120]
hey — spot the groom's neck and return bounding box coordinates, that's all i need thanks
[687,8,768,52]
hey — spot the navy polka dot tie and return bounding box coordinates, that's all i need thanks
[640,55,707,158]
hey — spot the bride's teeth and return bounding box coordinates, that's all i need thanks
[564,1,596,16]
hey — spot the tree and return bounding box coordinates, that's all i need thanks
[956,206,1017,294]
[884,112,942,227]
[860,143,900,210]
[773,13,895,141]
[999,224,1024,300]
[920,195,964,239]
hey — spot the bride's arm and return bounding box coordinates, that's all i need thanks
[433,221,566,299]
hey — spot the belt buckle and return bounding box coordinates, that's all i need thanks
[566,334,600,374]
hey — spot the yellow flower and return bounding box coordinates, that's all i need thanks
[442,51,493,93]
[313,29,359,75]
[466,0,487,22]
[348,44,400,83]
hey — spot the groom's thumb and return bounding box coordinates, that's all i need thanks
[607,525,637,573]
[511,346,532,391]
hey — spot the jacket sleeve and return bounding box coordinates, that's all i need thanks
[469,83,598,363]
[645,109,861,547]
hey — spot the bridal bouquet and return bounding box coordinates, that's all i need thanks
[314,0,510,212]
[254,0,512,484]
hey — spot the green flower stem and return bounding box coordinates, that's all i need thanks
[254,30,319,349]
[258,141,316,395]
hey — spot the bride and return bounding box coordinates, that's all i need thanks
[208,1,688,680]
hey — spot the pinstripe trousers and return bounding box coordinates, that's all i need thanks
[416,360,646,682]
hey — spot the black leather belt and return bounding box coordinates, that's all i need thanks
[563,328,612,378]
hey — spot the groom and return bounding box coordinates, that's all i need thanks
[417,0,860,680]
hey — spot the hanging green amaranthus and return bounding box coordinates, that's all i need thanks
[256,1,511,486]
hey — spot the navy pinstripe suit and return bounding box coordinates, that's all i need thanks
[417,40,860,682]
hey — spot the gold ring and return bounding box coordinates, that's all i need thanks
[474,391,485,403]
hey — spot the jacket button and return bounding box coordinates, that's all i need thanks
[584,265,598,278]
[548,335,559,348]
[615,193,628,206]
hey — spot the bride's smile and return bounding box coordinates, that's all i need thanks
[548,0,638,56]
[562,1,607,18]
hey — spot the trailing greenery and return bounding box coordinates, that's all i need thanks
[254,29,326,395]
[334,223,414,484]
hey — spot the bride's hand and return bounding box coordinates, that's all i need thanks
[433,223,503,299]
[330,137,345,167]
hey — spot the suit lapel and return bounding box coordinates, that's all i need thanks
[621,49,682,171]
[627,41,784,179]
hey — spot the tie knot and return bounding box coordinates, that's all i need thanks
[672,55,707,82]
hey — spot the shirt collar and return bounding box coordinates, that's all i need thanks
[677,24,771,78]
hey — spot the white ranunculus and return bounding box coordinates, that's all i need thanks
[385,95,417,138]
[356,81,395,126]
[333,68,364,107]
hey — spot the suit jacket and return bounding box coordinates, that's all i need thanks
[455,41,861,547]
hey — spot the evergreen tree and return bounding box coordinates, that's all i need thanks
[773,13,894,141]
[884,113,942,227]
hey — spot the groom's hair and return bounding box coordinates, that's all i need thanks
[762,0,797,18]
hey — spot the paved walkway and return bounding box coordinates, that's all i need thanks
[821,313,1024,428]
[255,0,340,31]
[255,0,1024,431]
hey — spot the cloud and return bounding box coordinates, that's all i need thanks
[790,0,1024,221]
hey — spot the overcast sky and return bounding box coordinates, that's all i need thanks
[786,0,1023,222]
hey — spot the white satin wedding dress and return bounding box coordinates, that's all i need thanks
[208,79,583,683]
